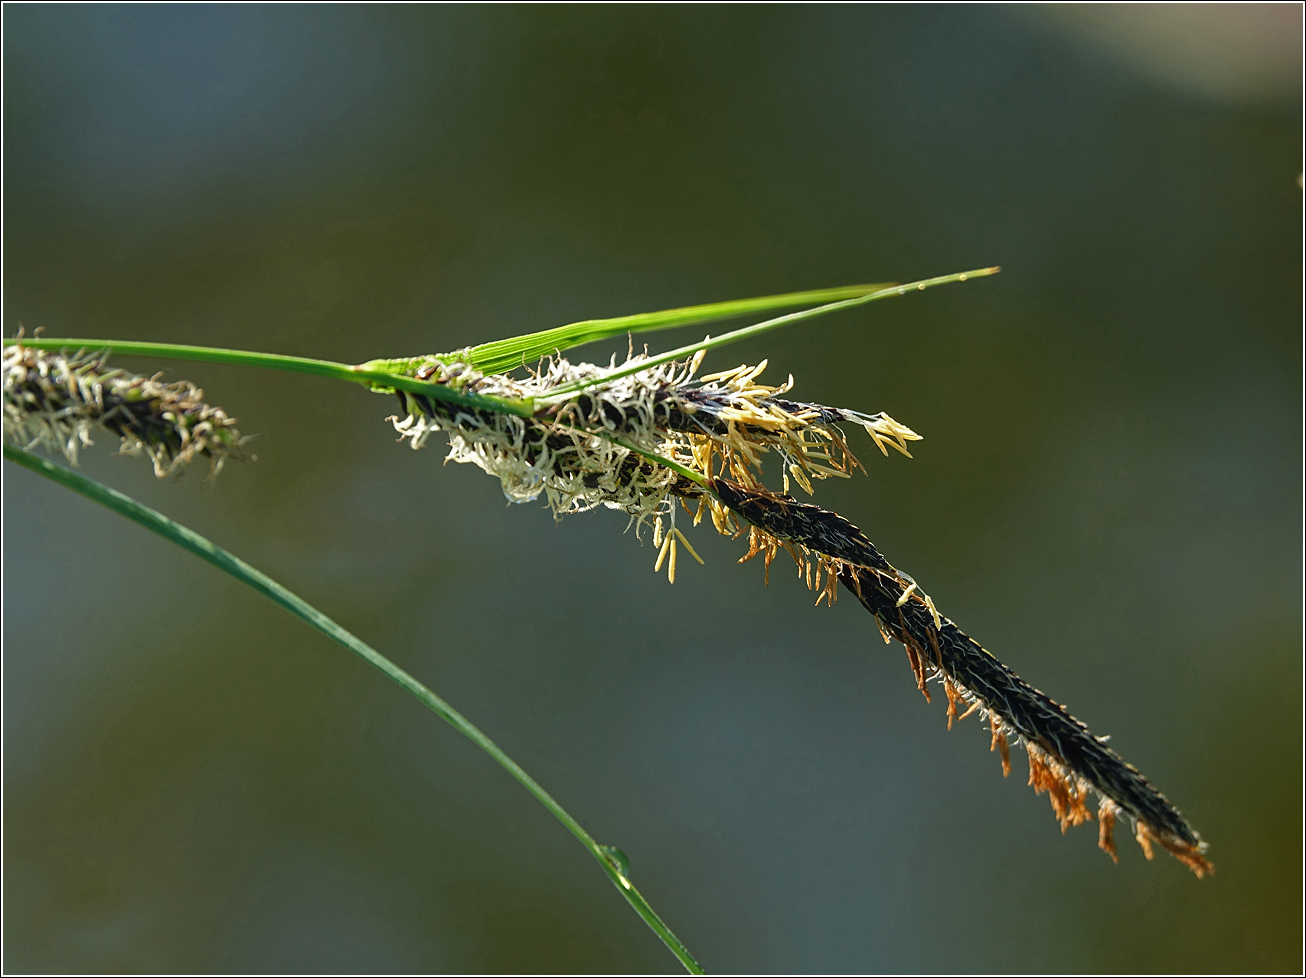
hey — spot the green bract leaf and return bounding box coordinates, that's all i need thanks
[443,282,896,374]
[536,266,1000,401]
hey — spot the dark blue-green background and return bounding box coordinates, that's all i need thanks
[4,6,1300,973]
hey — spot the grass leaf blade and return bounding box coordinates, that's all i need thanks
[455,282,895,373]
[3,443,705,975]
[539,266,999,401]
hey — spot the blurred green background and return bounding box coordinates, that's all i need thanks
[4,5,1300,973]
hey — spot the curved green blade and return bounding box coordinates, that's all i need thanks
[537,266,1000,401]
[3,443,705,975]
[450,282,894,373]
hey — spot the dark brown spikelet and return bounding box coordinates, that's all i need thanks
[710,479,893,571]
[709,476,1212,877]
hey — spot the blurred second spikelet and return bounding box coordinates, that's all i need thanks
[3,343,252,479]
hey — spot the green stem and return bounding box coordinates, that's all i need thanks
[601,433,710,488]
[4,443,704,975]
[5,266,994,418]
[0,338,533,417]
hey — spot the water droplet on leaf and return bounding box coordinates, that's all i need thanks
[597,844,631,886]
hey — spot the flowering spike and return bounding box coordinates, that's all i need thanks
[3,343,251,479]
[377,337,1210,877]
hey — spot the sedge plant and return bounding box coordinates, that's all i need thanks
[2,266,1212,973]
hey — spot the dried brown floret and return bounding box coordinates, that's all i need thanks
[991,716,1012,778]
[1098,798,1121,863]
[944,677,961,730]
[1135,820,1156,861]
[1136,820,1214,878]
[905,641,931,702]
[1026,741,1095,833]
